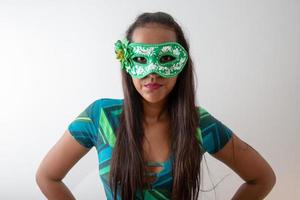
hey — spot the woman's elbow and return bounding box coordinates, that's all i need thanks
[35,167,47,189]
[268,168,276,190]
[35,166,57,189]
[256,167,277,194]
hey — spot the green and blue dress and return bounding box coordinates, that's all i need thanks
[68,98,233,200]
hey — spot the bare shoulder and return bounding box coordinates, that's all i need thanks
[36,130,91,181]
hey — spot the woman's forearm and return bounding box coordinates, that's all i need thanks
[232,180,275,200]
[36,176,75,200]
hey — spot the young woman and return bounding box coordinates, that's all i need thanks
[36,12,276,200]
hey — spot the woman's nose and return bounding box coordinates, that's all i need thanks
[148,73,158,78]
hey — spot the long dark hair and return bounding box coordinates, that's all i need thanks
[109,12,204,200]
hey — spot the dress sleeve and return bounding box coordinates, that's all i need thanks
[67,100,100,148]
[197,107,233,154]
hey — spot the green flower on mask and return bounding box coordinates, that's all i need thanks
[114,39,132,70]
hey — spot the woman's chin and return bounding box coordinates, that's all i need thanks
[141,95,167,104]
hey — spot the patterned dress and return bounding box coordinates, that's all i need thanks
[68,98,233,199]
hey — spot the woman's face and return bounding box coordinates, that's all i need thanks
[131,23,178,104]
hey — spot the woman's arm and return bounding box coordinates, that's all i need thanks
[212,133,276,200]
[36,130,91,200]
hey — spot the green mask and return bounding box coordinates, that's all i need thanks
[114,39,188,78]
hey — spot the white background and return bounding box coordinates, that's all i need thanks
[0,0,299,199]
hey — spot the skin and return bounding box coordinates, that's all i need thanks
[36,23,276,199]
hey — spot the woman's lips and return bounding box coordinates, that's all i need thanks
[144,83,162,90]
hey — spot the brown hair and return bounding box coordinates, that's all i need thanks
[109,12,204,200]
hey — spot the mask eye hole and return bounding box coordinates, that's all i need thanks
[160,55,176,63]
[133,56,147,64]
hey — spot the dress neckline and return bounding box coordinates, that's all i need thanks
[144,153,173,166]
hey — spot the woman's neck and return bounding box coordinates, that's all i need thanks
[142,98,168,124]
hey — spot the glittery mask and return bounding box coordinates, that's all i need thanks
[115,39,188,78]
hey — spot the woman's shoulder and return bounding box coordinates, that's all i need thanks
[78,98,123,125]
[196,106,210,123]
[195,105,234,154]
[196,105,223,124]
[91,98,124,108]
[196,106,208,116]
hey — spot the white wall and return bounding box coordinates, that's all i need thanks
[0,0,299,199]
